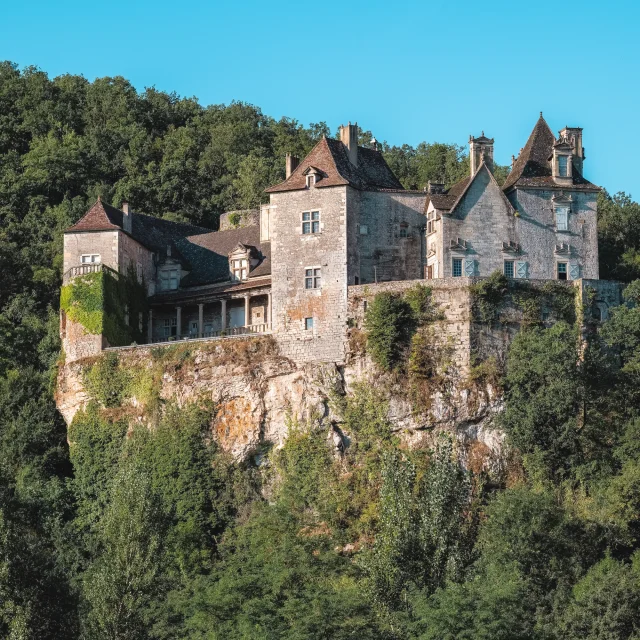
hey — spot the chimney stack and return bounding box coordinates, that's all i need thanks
[469,132,494,176]
[122,201,132,234]
[427,181,445,194]
[340,122,358,166]
[559,126,584,175]
[285,153,300,179]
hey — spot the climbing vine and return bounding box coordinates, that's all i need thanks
[61,266,148,347]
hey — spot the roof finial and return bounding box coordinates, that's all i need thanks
[97,194,102,202]
[540,111,543,118]
[481,130,484,136]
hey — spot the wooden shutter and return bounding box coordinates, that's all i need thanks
[569,263,580,280]
[516,261,528,279]
[464,258,475,277]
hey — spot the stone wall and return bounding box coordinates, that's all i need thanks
[219,209,260,231]
[441,166,516,278]
[270,185,349,364]
[64,230,119,273]
[509,188,599,280]
[117,230,156,296]
[355,191,426,283]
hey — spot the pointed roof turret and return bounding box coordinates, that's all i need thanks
[502,114,598,192]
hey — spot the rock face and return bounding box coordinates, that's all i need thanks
[56,334,504,472]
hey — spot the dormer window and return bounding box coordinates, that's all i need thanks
[231,258,248,281]
[306,174,315,188]
[558,156,568,177]
[159,267,179,291]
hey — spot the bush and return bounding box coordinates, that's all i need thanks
[470,271,508,324]
[83,352,131,408]
[364,292,416,371]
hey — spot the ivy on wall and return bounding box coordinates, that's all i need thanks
[60,266,148,347]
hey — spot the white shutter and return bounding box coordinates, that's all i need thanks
[464,258,475,277]
[515,261,528,279]
[569,263,580,280]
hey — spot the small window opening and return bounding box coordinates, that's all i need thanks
[305,317,314,330]
[305,268,321,289]
[302,211,320,235]
[557,262,568,280]
[452,258,463,277]
[81,254,101,264]
[504,260,514,278]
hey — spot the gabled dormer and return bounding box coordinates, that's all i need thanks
[303,165,323,189]
[228,243,260,281]
[551,136,574,186]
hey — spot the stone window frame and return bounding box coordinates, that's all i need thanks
[302,210,321,235]
[304,266,322,290]
[80,253,101,264]
[426,211,437,235]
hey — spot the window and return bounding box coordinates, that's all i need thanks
[163,318,177,338]
[557,262,568,280]
[136,262,143,283]
[305,317,314,330]
[558,155,568,177]
[426,265,433,280]
[159,268,179,290]
[360,224,368,235]
[302,211,320,235]
[189,321,198,337]
[81,254,100,264]
[452,258,463,277]
[306,174,315,188]
[231,258,248,281]
[504,260,514,278]
[305,268,321,289]
[399,227,407,238]
[138,312,143,332]
[556,206,569,231]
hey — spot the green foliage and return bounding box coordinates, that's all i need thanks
[81,461,164,640]
[83,352,131,408]
[558,554,640,639]
[404,284,439,323]
[598,190,640,281]
[470,270,508,324]
[60,271,104,334]
[227,211,241,227]
[365,292,416,370]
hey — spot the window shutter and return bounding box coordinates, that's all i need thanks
[516,261,528,279]
[569,263,580,280]
[464,258,475,277]
[433,262,438,279]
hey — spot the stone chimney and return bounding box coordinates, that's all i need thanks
[469,132,494,175]
[122,201,132,234]
[340,122,358,166]
[427,180,445,194]
[285,153,300,179]
[559,126,584,174]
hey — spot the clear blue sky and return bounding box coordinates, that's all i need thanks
[3,0,638,195]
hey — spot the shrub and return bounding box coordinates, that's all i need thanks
[83,352,131,408]
[364,292,416,371]
[470,271,508,325]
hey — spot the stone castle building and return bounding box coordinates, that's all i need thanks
[61,115,604,364]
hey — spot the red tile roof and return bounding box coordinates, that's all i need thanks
[66,198,123,232]
[503,115,599,192]
[266,137,404,193]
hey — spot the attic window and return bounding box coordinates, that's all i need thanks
[159,268,179,291]
[231,258,248,281]
[558,156,568,177]
[306,174,315,188]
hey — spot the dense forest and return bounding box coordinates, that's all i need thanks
[2,61,640,639]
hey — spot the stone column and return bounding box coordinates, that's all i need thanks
[267,292,272,328]
[244,294,250,328]
[198,303,204,338]
[176,306,182,339]
[147,309,153,344]
[221,299,227,331]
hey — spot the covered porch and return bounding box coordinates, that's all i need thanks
[148,287,271,344]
